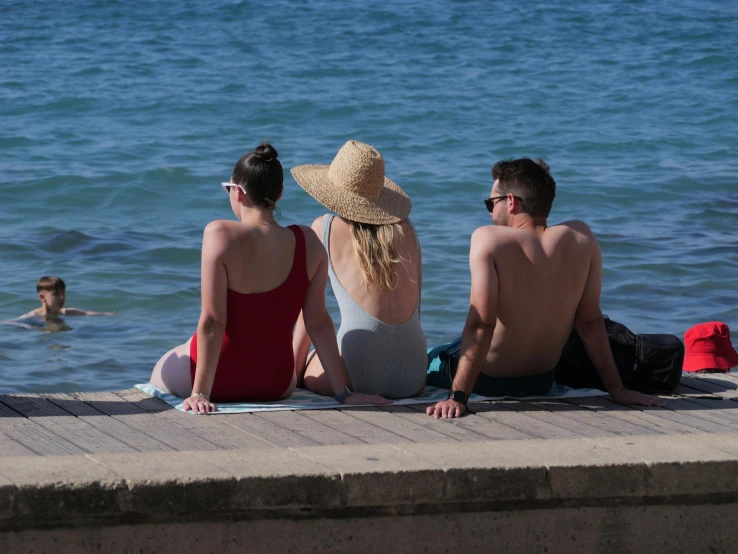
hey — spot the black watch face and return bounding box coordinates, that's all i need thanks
[451,390,467,403]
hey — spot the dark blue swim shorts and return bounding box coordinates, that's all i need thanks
[426,336,554,397]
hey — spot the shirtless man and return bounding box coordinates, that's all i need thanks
[426,158,665,418]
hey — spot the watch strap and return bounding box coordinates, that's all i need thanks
[334,385,352,403]
[447,390,468,405]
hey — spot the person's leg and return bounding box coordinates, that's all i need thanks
[303,350,353,397]
[426,336,461,389]
[278,370,297,400]
[149,338,193,398]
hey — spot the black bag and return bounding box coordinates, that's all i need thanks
[554,319,684,393]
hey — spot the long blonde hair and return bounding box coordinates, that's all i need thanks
[348,221,408,291]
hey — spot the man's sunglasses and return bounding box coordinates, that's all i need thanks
[221,182,247,195]
[484,195,524,213]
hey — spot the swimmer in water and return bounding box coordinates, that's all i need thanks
[14,276,115,321]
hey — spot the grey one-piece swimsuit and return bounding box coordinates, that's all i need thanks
[322,214,427,399]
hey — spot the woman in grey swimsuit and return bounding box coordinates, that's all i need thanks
[291,140,427,399]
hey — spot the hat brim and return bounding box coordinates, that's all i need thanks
[683,352,738,372]
[291,164,411,225]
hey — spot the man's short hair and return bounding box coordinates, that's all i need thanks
[492,158,556,218]
[37,276,66,293]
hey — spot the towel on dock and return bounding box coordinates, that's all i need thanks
[134,383,608,414]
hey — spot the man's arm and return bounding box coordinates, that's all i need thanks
[427,229,498,418]
[575,229,665,407]
[14,308,41,320]
[62,308,115,316]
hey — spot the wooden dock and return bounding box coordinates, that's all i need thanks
[3,372,738,554]
[2,373,738,455]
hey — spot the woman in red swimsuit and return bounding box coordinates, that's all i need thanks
[149,144,392,413]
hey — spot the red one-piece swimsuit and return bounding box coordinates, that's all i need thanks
[189,225,309,402]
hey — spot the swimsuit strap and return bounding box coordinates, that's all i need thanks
[288,224,307,283]
[321,214,334,267]
[405,218,422,308]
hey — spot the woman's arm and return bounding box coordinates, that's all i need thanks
[292,311,312,386]
[186,221,229,414]
[291,217,325,384]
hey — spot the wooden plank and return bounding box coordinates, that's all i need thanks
[114,389,277,450]
[294,409,411,445]
[72,391,227,452]
[405,403,534,440]
[0,398,86,456]
[508,400,626,438]
[679,375,738,398]
[0,433,38,457]
[43,393,173,453]
[214,413,318,448]
[472,402,582,440]
[659,397,738,430]
[672,383,720,398]
[566,396,736,435]
[702,373,738,386]
[341,407,460,443]
[564,396,708,436]
[379,405,491,442]
[250,411,364,446]
[0,394,135,454]
[675,396,738,421]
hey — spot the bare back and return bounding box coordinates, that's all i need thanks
[311,216,421,325]
[478,221,594,377]
[214,220,299,294]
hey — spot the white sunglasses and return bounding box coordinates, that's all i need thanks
[221,182,247,195]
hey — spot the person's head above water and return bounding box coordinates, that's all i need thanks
[225,143,284,218]
[487,158,556,227]
[36,275,66,313]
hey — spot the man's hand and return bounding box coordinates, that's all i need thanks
[610,388,666,408]
[341,392,393,406]
[426,399,467,418]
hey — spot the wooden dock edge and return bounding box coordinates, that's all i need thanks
[2,433,738,552]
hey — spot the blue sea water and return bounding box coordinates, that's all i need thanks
[1,0,737,394]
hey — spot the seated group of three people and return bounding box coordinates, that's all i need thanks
[149,140,665,417]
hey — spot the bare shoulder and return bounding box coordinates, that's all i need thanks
[204,219,237,236]
[298,224,327,280]
[298,224,326,257]
[310,215,324,234]
[202,220,235,258]
[203,220,239,245]
[555,220,596,239]
[17,308,41,320]
[470,225,518,255]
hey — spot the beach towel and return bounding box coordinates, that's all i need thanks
[134,383,608,414]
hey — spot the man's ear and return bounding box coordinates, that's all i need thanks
[237,188,244,202]
[508,194,523,214]
[38,293,45,302]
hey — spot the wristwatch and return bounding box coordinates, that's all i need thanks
[447,390,468,405]
[334,385,352,403]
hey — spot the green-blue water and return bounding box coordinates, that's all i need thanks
[1,0,737,393]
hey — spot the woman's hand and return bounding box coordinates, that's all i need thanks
[340,392,393,406]
[183,394,216,414]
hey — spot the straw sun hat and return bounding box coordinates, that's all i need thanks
[291,140,411,225]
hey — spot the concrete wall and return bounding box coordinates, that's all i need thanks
[3,503,737,554]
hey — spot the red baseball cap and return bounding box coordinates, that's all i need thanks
[683,322,738,372]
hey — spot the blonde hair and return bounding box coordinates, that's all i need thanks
[348,221,407,290]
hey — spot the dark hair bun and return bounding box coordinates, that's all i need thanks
[254,143,278,161]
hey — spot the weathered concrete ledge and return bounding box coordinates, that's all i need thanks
[2,434,738,552]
